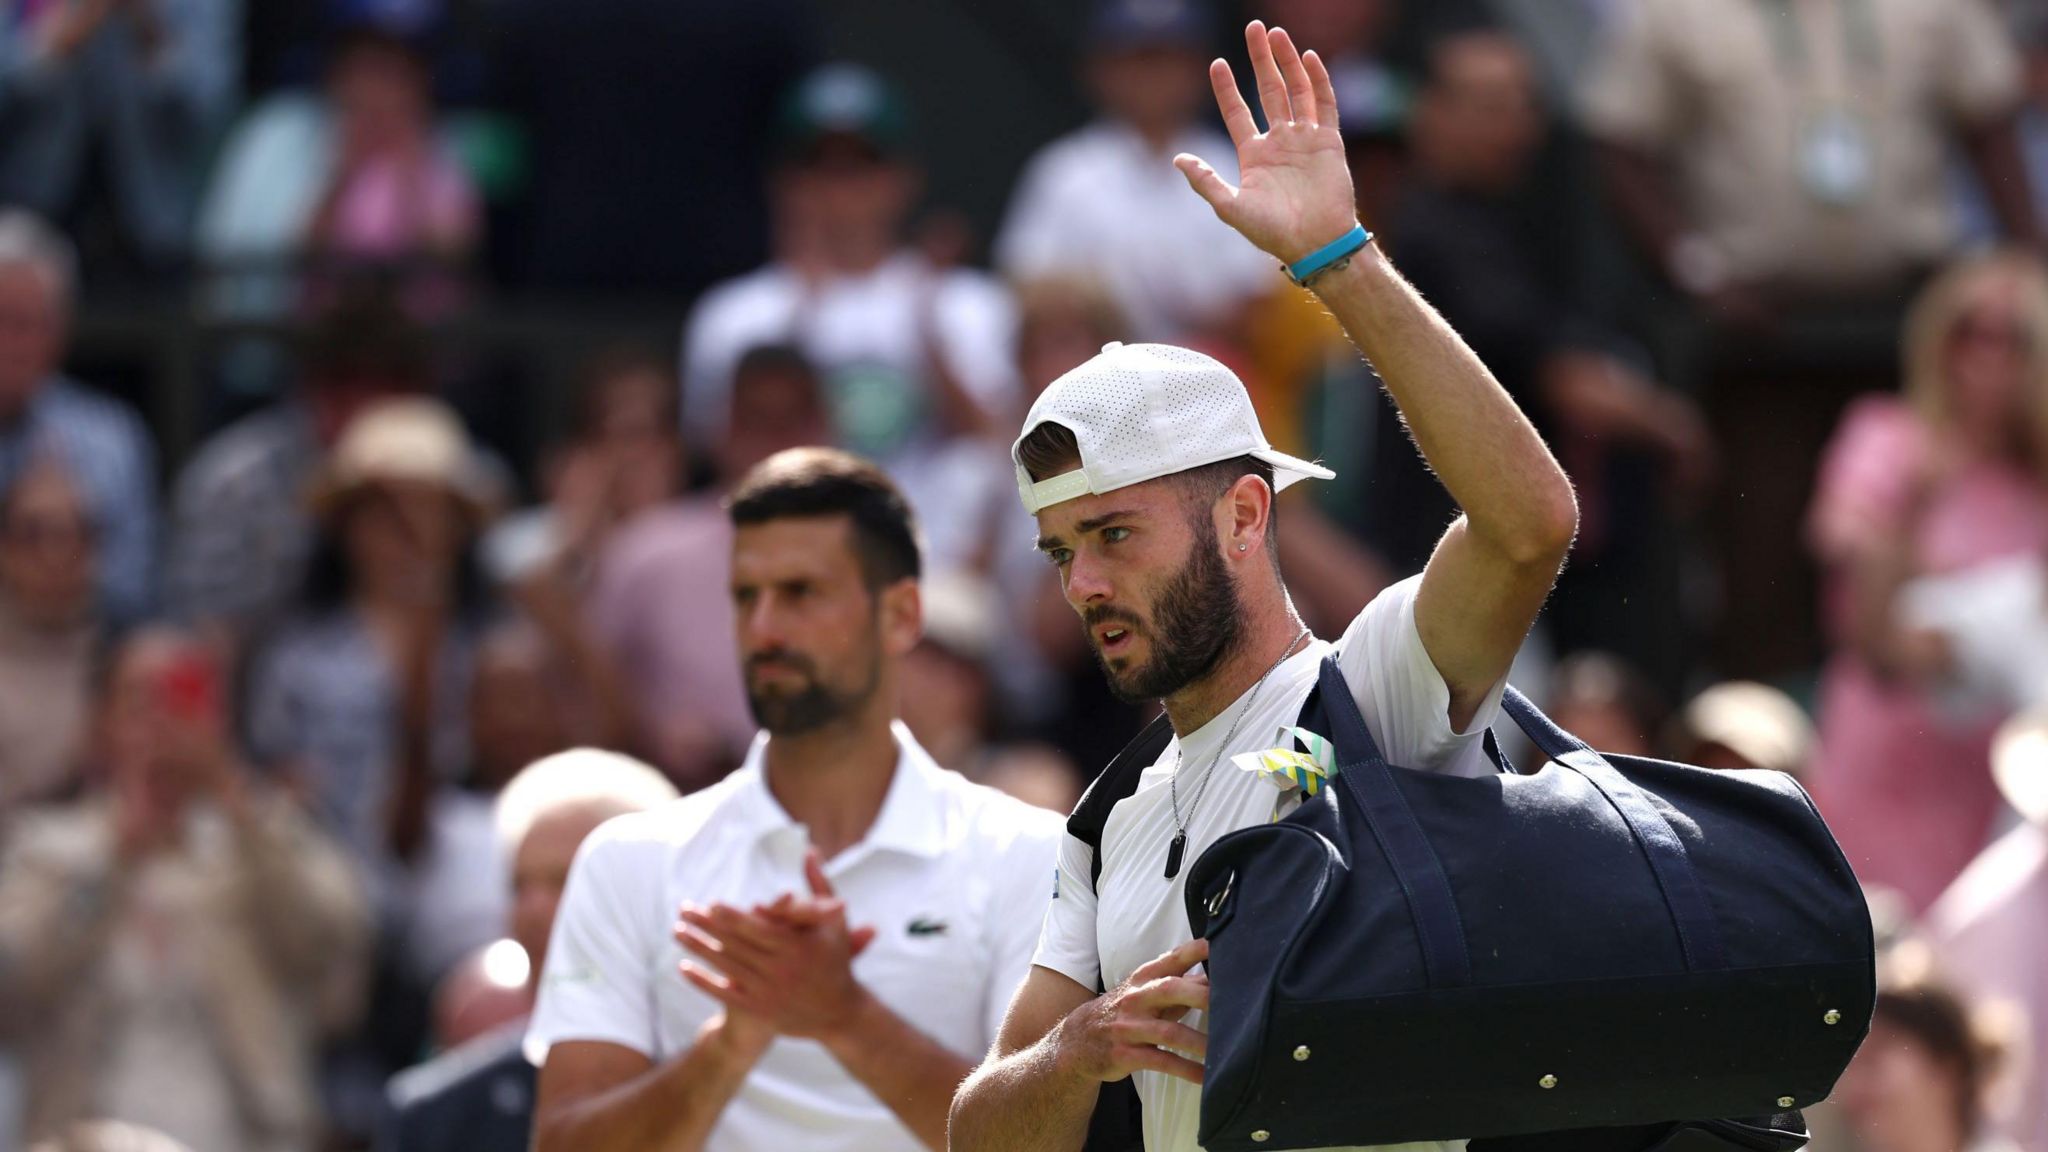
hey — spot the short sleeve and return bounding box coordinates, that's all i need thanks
[981,809,1065,1043]
[1580,0,1681,150]
[1806,396,1923,565]
[1030,831,1102,992]
[1936,0,2023,124]
[1334,574,1505,779]
[525,824,660,1064]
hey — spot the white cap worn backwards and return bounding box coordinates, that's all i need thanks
[1012,341,1335,514]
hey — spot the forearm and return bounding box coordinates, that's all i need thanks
[1312,247,1576,562]
[949,1027,1098,1152]
[819,989,974,1150]
[536,1030,760,1152]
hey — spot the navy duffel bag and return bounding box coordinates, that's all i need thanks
[1183,656,1874,1152]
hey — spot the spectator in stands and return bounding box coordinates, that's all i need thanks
[1381,30,1711,692]
[492,0,815,294]
[380,749,679,1152]
[0,211,157,624]
[593,344,830,789]
[246,395,499,909]
[680,64,1021,574]
[1669,680,1816,778]
[1543,651,1665,758]
[167,293,431,640]
[0,626,371,1152]
[304,26,481,315]
[898,572,1082,811]
[0,0,238,273]
[481,349,683,595]
[195,10,477,323]
[995,0,1270,342]
[1932,711,2048,1152]
[1807,252,2048,913]
[1584,0,2040,678]
[0,461,100,810]
[1833,946,2020,1152]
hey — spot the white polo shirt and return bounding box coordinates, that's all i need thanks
[1035,575,1506,1152]
[527,722,1062,1152]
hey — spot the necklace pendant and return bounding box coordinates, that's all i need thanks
[1164,832,1187,880]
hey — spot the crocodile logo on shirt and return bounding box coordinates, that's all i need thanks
[906,916,949,937]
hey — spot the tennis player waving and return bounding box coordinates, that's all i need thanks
[950,19,1579,1152]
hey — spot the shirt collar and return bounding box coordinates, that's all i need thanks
[730,721,949,861]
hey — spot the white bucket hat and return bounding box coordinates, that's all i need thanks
[1012,342,1334,514]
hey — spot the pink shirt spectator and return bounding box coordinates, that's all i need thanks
[1807,396,2048,912]
[587,500,756,793]
[320,152,477,261]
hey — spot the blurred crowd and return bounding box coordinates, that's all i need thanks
[4,0,2048,1149]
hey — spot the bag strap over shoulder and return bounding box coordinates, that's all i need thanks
[1069,713,1175,891]
[1311,655,1476,988]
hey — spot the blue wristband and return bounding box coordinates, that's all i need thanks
[1283,224,1374,287]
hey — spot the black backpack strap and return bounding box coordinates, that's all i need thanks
[1069,713,1175,890]
[1069,712,1173,1152]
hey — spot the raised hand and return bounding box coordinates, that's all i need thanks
[1174,21,1359,266]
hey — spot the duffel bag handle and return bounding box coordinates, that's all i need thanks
[1314,657,1729,980]
[1317,656,1476,988]
[1497,686,1730,972]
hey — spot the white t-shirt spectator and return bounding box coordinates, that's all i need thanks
[679,254,1020,573]
[1033,575,1505,1152]
[996,121,1274,342]
[528,722,1062,1152]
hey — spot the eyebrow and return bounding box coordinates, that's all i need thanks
[1035,509,1140,553]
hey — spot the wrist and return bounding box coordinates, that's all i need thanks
[702,1013,774,1065]
[814,983,881,1050]
[1283,222,1373,289]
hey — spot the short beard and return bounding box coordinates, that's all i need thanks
[745,646,880,736]
[1089,514,1244,703]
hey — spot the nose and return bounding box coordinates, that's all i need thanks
[1063,549,1113,608]
[739,592,792,652]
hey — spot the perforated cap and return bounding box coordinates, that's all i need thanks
[1013,342,1334,514]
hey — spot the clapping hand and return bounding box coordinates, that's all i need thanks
[1174,21,1360,266]
[675,850,880,1041]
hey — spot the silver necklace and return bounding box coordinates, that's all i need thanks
[1165,627,1312,879]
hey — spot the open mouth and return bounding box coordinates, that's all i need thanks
[1096,625,1136,657]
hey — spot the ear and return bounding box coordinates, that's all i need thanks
[878,577,923,659]
[1221,474,1274,557]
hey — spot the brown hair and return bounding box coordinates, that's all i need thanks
[1873,944,2010,1139]
[726,447,921,590]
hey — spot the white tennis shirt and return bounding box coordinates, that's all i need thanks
[527,722,1061,1152]
[1034,575,1507,1152]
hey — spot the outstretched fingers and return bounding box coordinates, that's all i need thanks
[1210,57,1258,148]
[1267,26,1317,129]
[1245,20,1292,128]
[1304,48,1340,132]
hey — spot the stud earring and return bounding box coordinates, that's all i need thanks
[1238,543,1248,552]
